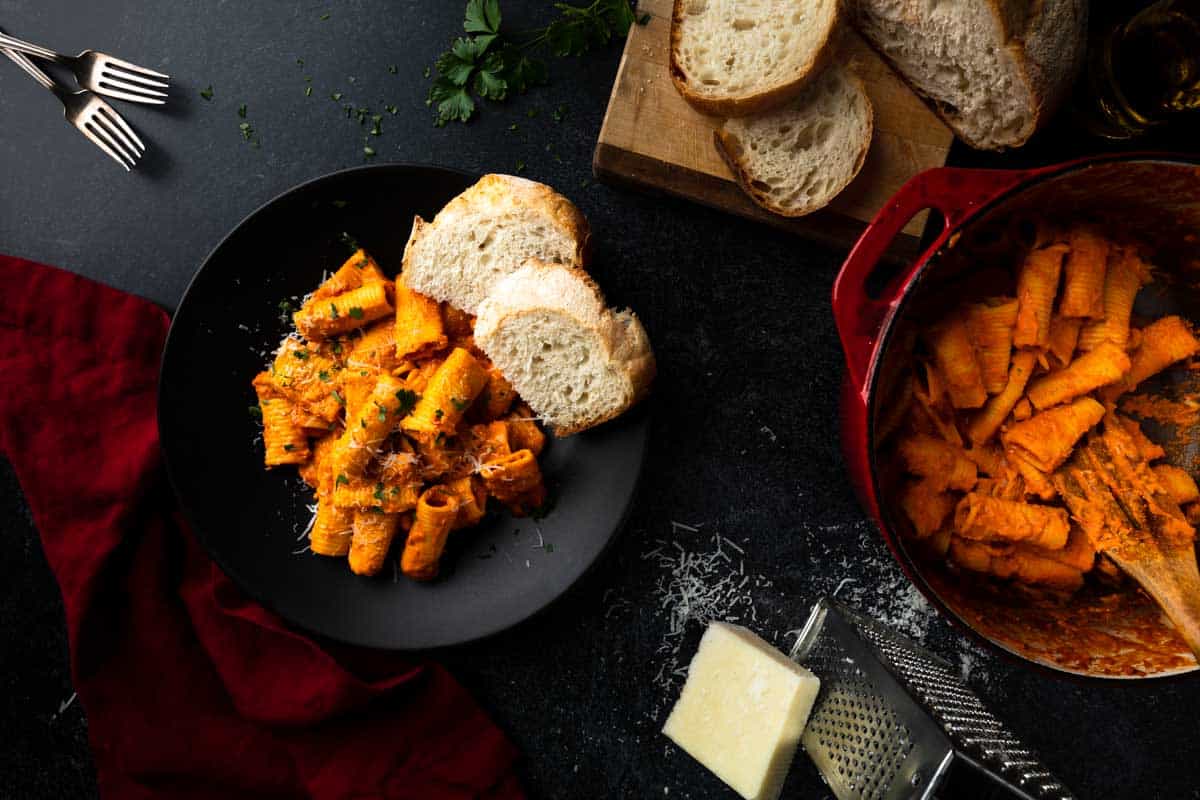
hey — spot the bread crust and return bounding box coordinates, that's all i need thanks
[476,261,655,437]
[712,70,873,217]
[850,0,1086,150]
[669,0,840,118]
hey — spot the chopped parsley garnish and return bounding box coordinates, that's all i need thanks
[373,483,385,501]
[395,389,419,416]
[354,257,370,269]
[330,303,340,319]
[336,473,349,486]
[292,349,308,360]
[348,306,365,319]
[200,85,213,101]
[515,160,526,174]
[451,397,469,412]
[237,103,247,118]
[543,542,555,553]
[332,389,346,406]
[434,408,444,421]
[319,12,330,20]
[375,401,388,421]
[318,370,330,382]
[278,299,294,315]
[331,91,343,101]
[388,64,398,75]
[385,104,398,115]
[363,145,376,158]
[248,405,262,421]
[283,443,295,452]
[331,340,343,354]
[305,86,313,97]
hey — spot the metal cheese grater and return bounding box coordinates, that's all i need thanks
[789,598,1076,800]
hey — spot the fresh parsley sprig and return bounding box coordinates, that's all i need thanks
[427,0,639,125]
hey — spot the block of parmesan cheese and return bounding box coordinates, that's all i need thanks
[662,622,820,800]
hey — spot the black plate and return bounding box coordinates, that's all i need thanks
[158,164,649,650]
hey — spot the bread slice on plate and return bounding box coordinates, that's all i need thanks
[670,0,840,117]
[714,65,873,217]
[475,262,655,437]
[846,0,1087,150]
[402,174,590,314]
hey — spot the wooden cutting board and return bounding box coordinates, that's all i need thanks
[593,0,955,257]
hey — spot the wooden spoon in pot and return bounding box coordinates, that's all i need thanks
[1053,418,1200,660]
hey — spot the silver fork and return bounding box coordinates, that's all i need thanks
[3,47,145,170]
[0,31,168,105]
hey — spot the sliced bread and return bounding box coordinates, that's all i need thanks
[401,174,590,314]
[847,0,1087,150]
[475,262,655,437]
[714,65,873,217]
[670,0,840,117]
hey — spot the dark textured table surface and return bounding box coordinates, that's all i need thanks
[2,2,1198,798]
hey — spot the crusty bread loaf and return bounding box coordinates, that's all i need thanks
[714,65,872,217]
[475,262,655,437]
[847,0,1086,150]
[670,0,840,117]
[401,174,590,314]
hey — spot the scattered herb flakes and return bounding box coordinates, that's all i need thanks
[331,340,343,354]
[375,401,388,422]
[332,389,346,406]
[385,104,398,115]
[434,408,444,421]
[515,159,526,174]
[388,64,398,74]
[319,12,331,20]
[363,145,376,158]
[552,104,567,122]
[336,473,349,486]
[331,91,343,101]
[305,86,313,97]
[278,299,294,315]
[543,542,555,553]
[331,199,349,208]
[423,66,431,79]
[200,85,214,101]
[248,405,263,421]
[395,389,419,416]
[451,397,469,412]
[508,123,518,132]
[237,103,247,118]
[373,483,385,501]
[296,58,305,67]
[283,443,295,452]
[330,303,340,319]
[348,76,357,84]
[338,231,360,252]
[318,370,331,382]
[370,115,383,136]
[292,349,309,360]
[348,306,365,319]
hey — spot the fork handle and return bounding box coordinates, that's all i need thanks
[2,46,57,91]
[0,32,62,62]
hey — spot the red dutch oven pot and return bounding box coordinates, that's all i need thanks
[832,153,1200,679]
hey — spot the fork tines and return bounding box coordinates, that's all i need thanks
[80,99,146,170]
[94,54,169,105]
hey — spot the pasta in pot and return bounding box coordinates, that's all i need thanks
[885,224,1200,596]
[250,249,551,581]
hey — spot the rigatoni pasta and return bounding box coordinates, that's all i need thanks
[251,247,552,581]
[885,223,1199,597]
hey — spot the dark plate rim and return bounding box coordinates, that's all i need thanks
[157,162,650,651]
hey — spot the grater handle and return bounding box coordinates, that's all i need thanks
[935,753,1077,800]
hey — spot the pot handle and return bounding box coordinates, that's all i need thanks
[832,166,1040,400]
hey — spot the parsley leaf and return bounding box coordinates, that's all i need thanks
[336,473,349,486]
[434,408,444,421]
[425,0,632,125]
[318,370,330,382]
[248,405,263,421]
[375,401,388,421]
[373,482,385,501]
[330,303,340,320]
[464,0,502,35]
[200,85,213,101]
[395,389,419,416]
[451,397,469,412]
[292,349,308,360]
[348,306,364,319]
[283,443,295,452]
[332,389,346,406]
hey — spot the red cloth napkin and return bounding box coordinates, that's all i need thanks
[0,255,525,799]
